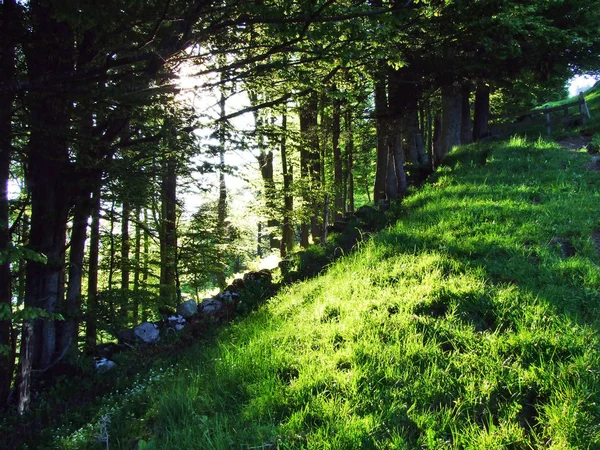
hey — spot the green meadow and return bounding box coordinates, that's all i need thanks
[46,134,600,450]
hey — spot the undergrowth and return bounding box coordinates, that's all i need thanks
[24,134,599,450]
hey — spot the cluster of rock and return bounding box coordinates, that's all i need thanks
[94,270,273,373]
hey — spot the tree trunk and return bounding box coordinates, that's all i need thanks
[374,74,388,203]
[433,114,443,168]
[426,103,434,170]
[344,108,355,214]
[309,95,321,243]
[132,206,142,324]
[280,111,294,257]
[160,156,177,307]
[58,185,93,361]
[0,0,17,408]
[299,94,319,248]
[332,94,343,222]
[461,83,474,145]
[441,84,462,158]
[391,121,408,196]
[385,144,399,200]
[107,200,116,300]
[120,198,130,319]
[85,183,101,351]
[18,2,75,413]
[473,81,490,141]
[141,208,150,322]
[216,89,227,289]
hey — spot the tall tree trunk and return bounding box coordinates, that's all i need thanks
[58,185,93,361]
[160,156,178,307]
[433,114,443,168]
[344,108,355,214]
[299,93,319,248]
[473,81,490,141]
[441,84,462,158]
[0,0,16,408]
[132,206,142,324]
[461,83,474,145]
[332,95,343,222]
[216,88,227,289]
[374,74,389,203]
[19,2,74,413]
[107,200,116,300]
[426,103,434,170]
[85,183,101,351]
[385,144,399,200]
[141,208,150,322]
[120,198,130,319]
[280,111,294,257]
[391,121,408,196]
[310,95,322,243]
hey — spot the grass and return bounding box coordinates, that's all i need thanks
[38,134,600,450]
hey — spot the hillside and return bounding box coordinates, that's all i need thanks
[40,135,600,449]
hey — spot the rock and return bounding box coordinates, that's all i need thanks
[167,314,186,332]
[243,269,272,284]
[176,300,198,318]
[134,322,160,344]
[95,358,117,374]
[219,291,239,304]
[199,298,223,314]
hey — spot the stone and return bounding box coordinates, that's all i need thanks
[199,298,223,314]
[176,300,198,318]
[167,314,186,332]
[95,358,117,374]
[219,291,239,304]
[243,269,272,284]
[134,322,160,344]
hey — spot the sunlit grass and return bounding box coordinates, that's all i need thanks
[49,135,600,449]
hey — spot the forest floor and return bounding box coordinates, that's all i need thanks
[15,134,597,450]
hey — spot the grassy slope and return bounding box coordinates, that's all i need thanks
[56,137,600,450]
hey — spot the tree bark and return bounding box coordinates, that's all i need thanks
[216,89,227,289]
[299,94,319,247]
[120,197,130,319]
[473,81,490,141]
[374,74,389,203]
[441,84,462,158]
[141,208,150,322]
[18,1,75,413]
[85,183,101,351]
[280,111,294,257]
[107,200,116,300]
[391,121,408,197]
[332,94,343,221]
[58,185,93,361]
[461,83,474,145]
[160,156,178,307]
[433,114,443,168]
[0,0,16,408]
[132,206,142,324]
[344,107,355,214]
